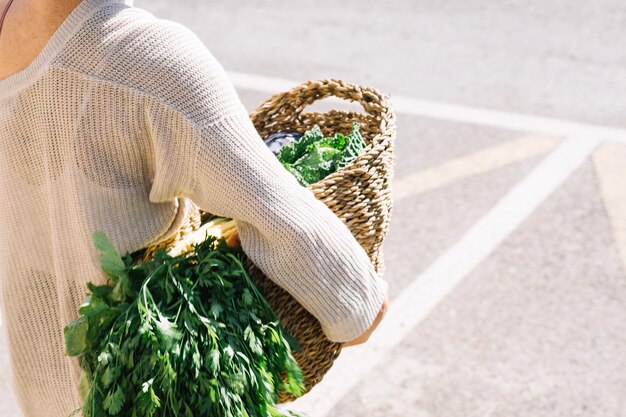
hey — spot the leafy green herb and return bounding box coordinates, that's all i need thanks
[276,122,367,186]
[65,230,305,417]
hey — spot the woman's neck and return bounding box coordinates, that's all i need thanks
[0,0,83,81]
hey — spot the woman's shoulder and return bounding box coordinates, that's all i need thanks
[55,4,229,106]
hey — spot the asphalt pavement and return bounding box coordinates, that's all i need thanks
[1,1,625,416]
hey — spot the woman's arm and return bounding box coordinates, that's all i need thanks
[139,19,388,343]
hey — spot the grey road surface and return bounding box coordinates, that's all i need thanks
[1,1,625,417]
[141,0,626,127]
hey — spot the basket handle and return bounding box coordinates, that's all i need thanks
[252,79,394,132]
[297,79,390,124]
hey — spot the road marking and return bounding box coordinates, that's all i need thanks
[592,142,626,270]
[282,135,600,417]
[227,71,626,145]
[393,134,561,201]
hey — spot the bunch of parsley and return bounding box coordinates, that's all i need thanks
[276,121,366,187]
[64,230,306,417]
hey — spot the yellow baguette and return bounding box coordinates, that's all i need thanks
[167,218,237,257]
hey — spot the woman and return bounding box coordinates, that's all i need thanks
[0,0,388,416]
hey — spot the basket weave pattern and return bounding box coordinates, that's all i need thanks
[131,79,396,403]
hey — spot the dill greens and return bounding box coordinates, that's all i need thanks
[64,230,307,417]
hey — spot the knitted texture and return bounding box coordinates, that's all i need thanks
[0,0,388,416]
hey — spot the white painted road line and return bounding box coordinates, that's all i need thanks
[282,135,600,417]
[592,142,626,269]
[393,134,561,201]
[227,71,626,145]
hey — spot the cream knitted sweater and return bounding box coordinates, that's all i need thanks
[0,0,388,416]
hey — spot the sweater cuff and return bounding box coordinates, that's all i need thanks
[320,277,389,343]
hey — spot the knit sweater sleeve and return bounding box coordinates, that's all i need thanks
[139,21,388,343]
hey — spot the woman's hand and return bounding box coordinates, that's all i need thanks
[341,292,389,348]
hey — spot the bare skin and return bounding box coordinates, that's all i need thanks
[341,292,388,348]
[225,228,389,348]
[0,0,83,80]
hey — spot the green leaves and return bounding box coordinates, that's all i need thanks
[336,121,367,171]
[78,369,92,401]
[93,230,127,284]
[210,300,224,319]
[66,230,306,417]
[154,312,183,348]
[276,122,367,186]
[102,385,125,415]
[281,328,302,353]
[244,325,263,356]
[64,315,89,356]
[241,288,254,306]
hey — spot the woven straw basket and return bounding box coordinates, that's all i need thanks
[130,79,396,403]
